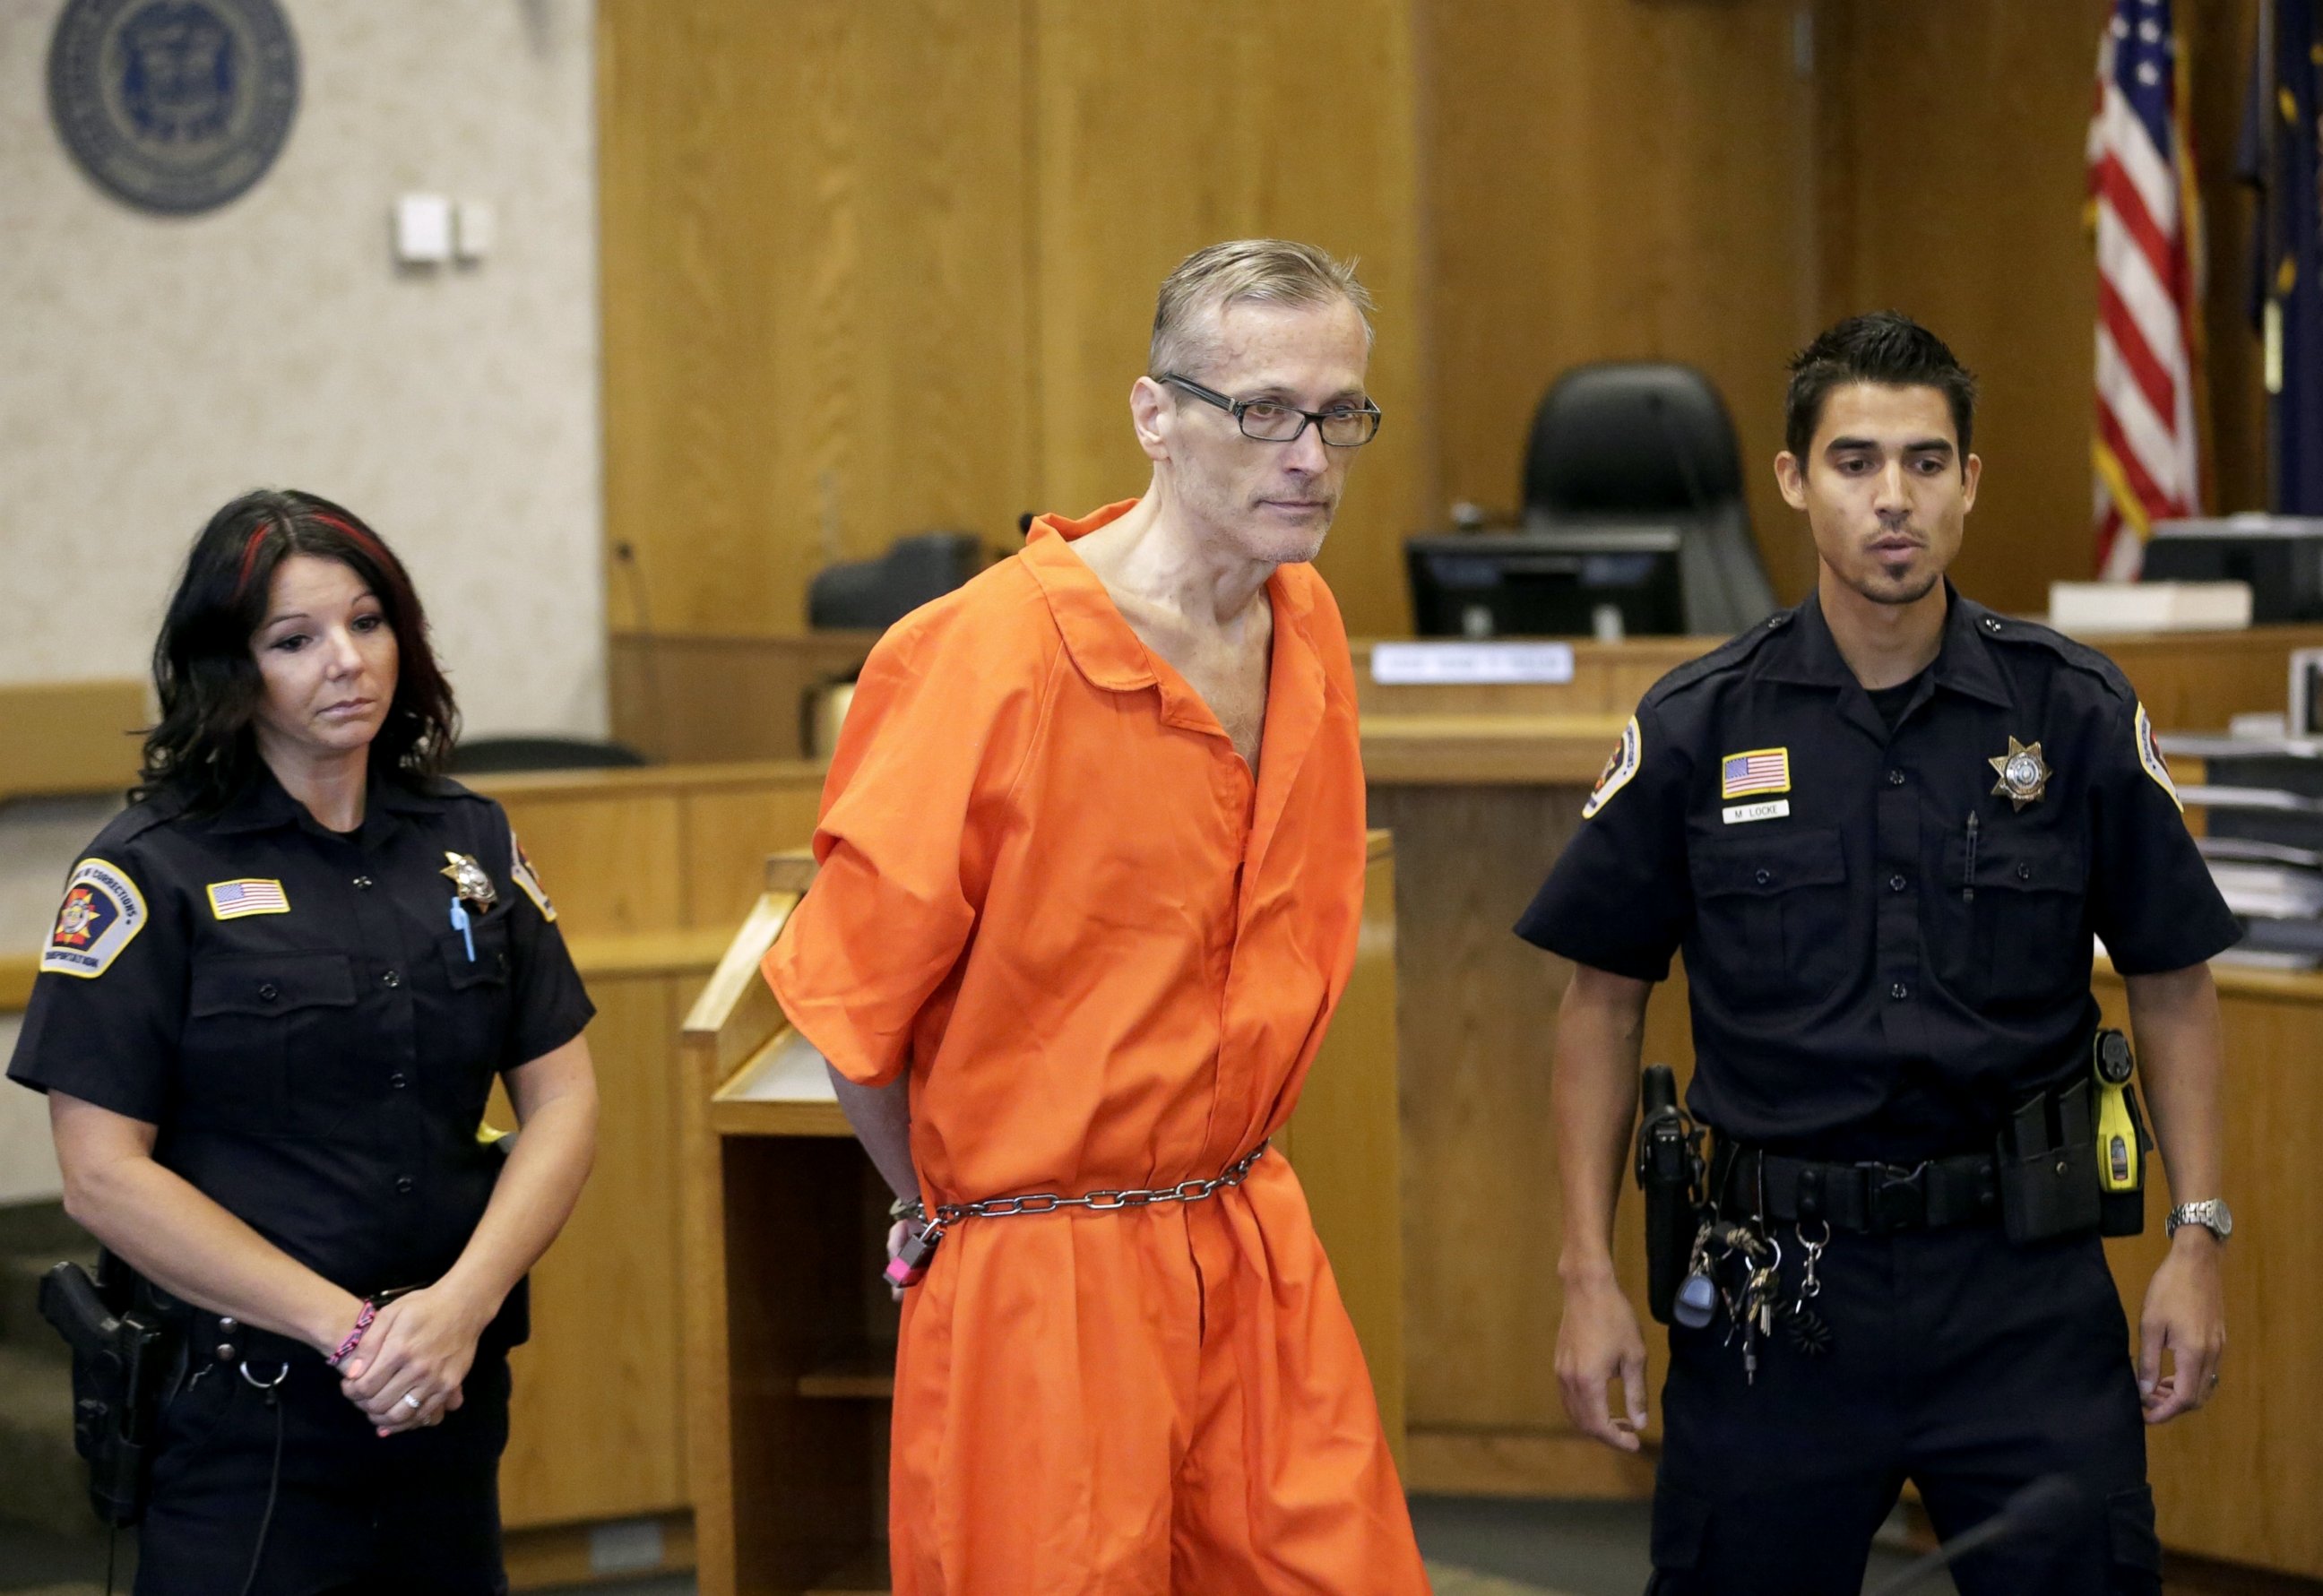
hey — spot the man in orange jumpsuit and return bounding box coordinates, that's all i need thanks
[763,239,1430,1595]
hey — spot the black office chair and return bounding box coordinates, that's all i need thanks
[808,531,988,630]
[1521,362,1776,635]
[446,737,650,774]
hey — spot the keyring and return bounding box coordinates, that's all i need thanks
[238,1359,289,1392]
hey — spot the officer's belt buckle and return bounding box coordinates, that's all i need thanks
[1860,1160,1930,1231]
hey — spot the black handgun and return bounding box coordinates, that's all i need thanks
[1635,1064,1703,1325]
[38,1254,166,1526]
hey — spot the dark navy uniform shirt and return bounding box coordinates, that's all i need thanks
[8,769,593,1300]
[1516,584,2240,1160]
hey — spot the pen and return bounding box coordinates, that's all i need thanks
[450,896,476,962]
[1963,812,1978,902]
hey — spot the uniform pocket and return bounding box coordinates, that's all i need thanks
[437,914,512,993]
[150,1362,241,1485]
[183,953,358,1131]
[427,914,514,1105]
[1688,828,1851,1007]
[1941,831,2087,1012]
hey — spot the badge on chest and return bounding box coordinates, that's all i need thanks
[1988,737,2051,811]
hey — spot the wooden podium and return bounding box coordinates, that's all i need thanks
[678,836,1405,1596]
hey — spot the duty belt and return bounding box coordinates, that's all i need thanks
[1714,1144,2001,1233]
[903,1141,1270,1229]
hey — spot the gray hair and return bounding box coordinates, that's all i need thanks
[1148,238,1376,379]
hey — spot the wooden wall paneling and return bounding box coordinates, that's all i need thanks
[600,0,1036,641]
[498,969,690,1527]
[2092,970,2323,1578]
[1373,774,1693,1499]
[1027,0,1429,637]
[1276,836,1407,1466]
[2101,623,2323,728]
[680,785,826,931]
[609,631,879,763]
[490,788,685,936]
[1421,0,1824,607]
[1833,0,2112,616]
[0,680,147,801]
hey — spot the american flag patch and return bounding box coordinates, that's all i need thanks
[1720,748,1790,799]
[207,879,290,920]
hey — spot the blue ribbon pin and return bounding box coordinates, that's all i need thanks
[449,896,475,962]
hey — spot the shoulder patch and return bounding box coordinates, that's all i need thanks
[2133,702,2182,811]
[1582,717,1643,819]
[1645,610,1795,706]
[508,825,557,921]
[43,858,149,979]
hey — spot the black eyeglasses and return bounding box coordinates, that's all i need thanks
[1159,375,1384,447]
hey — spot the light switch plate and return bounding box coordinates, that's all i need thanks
[394,194,453,263]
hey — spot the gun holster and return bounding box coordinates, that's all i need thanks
[1635,1063,1705,1324]
[38,1249,170,1526]
[1996,1076,2104,1245]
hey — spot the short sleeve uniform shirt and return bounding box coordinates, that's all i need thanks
[8,770,594,1298]
[1516,586,2240,1160]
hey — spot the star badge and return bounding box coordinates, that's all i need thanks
[440,851,497,908]
[1988,737,2051,811]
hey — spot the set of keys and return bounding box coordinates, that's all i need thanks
[1672,1218,1835,1383]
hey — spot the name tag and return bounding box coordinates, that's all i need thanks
[1723,799,1790,825]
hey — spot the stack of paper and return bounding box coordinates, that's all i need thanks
[2048,581,2252,635]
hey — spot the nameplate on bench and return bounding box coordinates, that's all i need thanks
[1370,642,1576,686]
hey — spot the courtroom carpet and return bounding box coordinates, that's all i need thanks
[0,1496,1949,1594]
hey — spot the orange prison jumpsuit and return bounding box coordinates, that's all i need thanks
[764,502,1429,1596]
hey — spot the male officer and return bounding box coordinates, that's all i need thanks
[1521,312,2235,1594]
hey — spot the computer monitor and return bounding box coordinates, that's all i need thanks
[2142,516,2323,623]
[1405,526,1686,639]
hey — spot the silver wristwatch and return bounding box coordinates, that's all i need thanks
[2165,1198,2232,1242]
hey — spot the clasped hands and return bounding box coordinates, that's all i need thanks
[331,1283,493,1437]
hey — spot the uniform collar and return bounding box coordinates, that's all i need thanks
[1761,582,2011,711]
[209,763,446,838]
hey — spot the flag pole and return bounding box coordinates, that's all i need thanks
[2261,0,2282,509]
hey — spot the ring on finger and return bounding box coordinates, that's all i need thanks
[402,1390,424,1411]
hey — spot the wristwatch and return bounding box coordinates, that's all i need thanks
[2165,1198,2232,1242]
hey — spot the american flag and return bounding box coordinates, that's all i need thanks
[209,879,289,919]
[2087,0,2206,578]
[1722,750,1789,798]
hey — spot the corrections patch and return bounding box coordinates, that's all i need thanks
[207,879,289,919]
[509,825,557,921]
[2134,703,2181,811]
[43,858,148,979]
[1582,717,1642,820]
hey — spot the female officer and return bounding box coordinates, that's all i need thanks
[6,489,599,1594]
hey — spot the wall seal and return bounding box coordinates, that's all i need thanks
[47,0,299,216]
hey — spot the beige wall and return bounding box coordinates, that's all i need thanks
[0,0,605,738]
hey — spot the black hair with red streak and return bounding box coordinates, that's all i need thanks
[137,489,459,811]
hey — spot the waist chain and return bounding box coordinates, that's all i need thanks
[903,1141,1270,1229]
